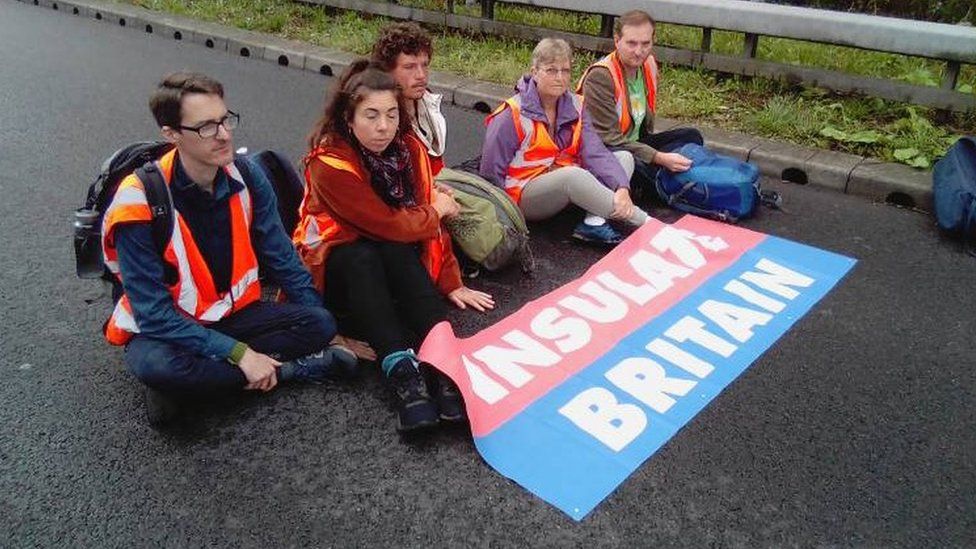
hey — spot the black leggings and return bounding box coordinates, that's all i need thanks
[324,240,447,361]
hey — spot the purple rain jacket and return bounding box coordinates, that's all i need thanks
[479,75,630,194]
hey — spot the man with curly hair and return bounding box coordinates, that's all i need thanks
[371,22,447,175]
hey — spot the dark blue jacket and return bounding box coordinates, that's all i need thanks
[113,154,320,360]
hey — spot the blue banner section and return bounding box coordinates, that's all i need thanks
[474,236,856,520]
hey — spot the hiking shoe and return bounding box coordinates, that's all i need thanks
[145,386,180,427]
[572,221,623,246]
[387,358,439,432]
[279,344,358,384]
[429,368,466,423]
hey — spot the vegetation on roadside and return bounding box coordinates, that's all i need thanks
[126,0,974,169]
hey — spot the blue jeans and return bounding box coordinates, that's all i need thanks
[629,127,704,201]
[125,301,337,394]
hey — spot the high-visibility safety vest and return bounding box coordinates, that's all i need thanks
[101,149,261,346]
[484,94,585,204]
[577,51,658,136]
[294,135,448,287]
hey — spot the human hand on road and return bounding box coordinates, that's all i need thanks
[655,152,693,172]
[448,286,495,312]
[610,188,635,221]
[238,348,280,392]
[432,189,460,219]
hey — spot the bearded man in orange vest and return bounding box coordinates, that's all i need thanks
[102,72,358,426]
[578,10,704,199]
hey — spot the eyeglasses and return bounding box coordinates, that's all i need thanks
[540,67,572,78]
[177,111,240,139]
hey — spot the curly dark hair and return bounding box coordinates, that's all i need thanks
[370,22,433,71]
[306,59,412,151]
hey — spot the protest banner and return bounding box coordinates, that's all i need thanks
[420,216,856,520]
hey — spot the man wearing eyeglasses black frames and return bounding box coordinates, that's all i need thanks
[101,72,359,426]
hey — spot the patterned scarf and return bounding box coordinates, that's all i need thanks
[356,135,416,208]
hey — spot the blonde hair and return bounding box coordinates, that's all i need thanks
[531,38,572,69]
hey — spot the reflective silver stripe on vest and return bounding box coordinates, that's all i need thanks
[110,300,140,334]
[198,266,260,322]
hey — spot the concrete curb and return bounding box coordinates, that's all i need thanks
[19,0,934,211]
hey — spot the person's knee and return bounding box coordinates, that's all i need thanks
[375,241,420,264]
[613,151,635,179]
[125,339,191,387]
[304,306,338,342]
[330,242,382,279]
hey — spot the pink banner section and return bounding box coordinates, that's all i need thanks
[419,216,766,438]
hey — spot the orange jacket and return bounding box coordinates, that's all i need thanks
[101,149,261,346]
[293,133,462,295]
[577,51,658,136]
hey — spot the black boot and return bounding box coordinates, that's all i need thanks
[144,386,180,427]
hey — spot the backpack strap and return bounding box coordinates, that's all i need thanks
[134,163,174,258]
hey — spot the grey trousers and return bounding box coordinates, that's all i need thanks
[518,151,648,226]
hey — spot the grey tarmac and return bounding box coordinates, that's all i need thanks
[1,1,973,546]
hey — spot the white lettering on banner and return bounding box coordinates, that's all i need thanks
[558,281,630,323]
[596,272,659,306]
[604,357,698,414]
[471,330,561,388]
[650,227,728,269]
[740,258,814,300]
[697,300,773,343]
[557,257,821,452]
[645,338,714,378]
[664,317,738,358]
[461,232,822,448]
[723,279,785,313]
[462,356,510,404]
[558,388,648,452]
[628,251,693,293]
[463,227,722,401]
[530,307,592,354]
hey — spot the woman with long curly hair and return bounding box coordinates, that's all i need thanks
[294,60,494,432]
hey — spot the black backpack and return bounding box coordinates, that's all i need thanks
[73,142,305,299]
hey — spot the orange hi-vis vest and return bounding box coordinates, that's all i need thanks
[293,136,447,287]
[101,149,261,346]
[484,94,585,204]
[577,51,658,136]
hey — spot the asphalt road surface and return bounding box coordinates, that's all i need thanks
[1,1,974,546]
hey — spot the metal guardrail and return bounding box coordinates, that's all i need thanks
[297,0,976,112]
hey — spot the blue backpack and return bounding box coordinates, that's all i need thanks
[655,143,773,222]
[933,136,976,250]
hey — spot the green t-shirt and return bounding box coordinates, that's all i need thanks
[625,74,647,142]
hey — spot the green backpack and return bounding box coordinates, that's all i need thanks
[435,167,535,273]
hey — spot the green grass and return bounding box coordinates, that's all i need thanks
[125,0,975,168]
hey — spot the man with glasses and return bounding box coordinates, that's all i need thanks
[101,72,356,426]
[577,10,703,200]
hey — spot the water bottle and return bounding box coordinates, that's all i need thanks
[74,208,103,279]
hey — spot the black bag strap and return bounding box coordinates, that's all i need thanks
[134,162,173,256]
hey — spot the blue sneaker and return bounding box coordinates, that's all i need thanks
[572,221,623,246]
[383,351,439,432]
[279,344,358,384]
